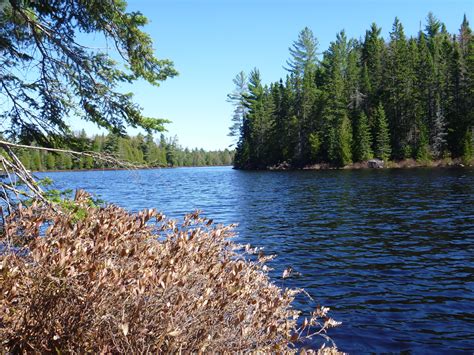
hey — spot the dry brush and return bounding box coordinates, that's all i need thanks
[0,191,342,353]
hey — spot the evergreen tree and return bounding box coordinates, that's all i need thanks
[0,0,177,147]
[337,115,353,166]
[384,18,413,158]
[361,23,385,114]
[31,150,42,171]
[372,103,391,160]
[321,31,352,166]
[286,27,319,77]
[18,150,31,170]
[286,28,320,164]
[415,120,431,162]
[62,154,73,170]
[229,15,472,169]
[45,153,56,170]
[227,72,249,144]
[459,15,474,162]
[353,112,373,161]
[104,134,119,155]
[240,69,274,168]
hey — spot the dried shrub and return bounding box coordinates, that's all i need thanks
[0,191,342,353]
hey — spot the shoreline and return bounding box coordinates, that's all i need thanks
[24,159,473,174]
[265,158,473,171]
[31,165,233,174]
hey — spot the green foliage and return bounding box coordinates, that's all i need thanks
[353,112,373,162]
[15,132,234,170]
[373,104,391,160]
[415,120,431,162]
[308,132,322,161]
[234,69,274,169]
[227,71,249,142]
[337,115,353,166]
[230,14,473,169]
[286,27,319,76]
[0,0,177,147]
[461,129,473,164]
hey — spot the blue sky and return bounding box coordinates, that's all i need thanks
[77,0,473,150]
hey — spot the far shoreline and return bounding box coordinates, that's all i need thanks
[31,165,233,174]
[27,159,474,174]
[239,158,473,171]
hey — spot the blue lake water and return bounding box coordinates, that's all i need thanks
[38,166,474,353]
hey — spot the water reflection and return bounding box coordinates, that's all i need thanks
[40,167,474,353]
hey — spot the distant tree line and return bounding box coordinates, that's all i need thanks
[229,14,473,169]
[14,131,234,171]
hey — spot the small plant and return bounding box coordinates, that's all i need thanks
[0,191,342,353]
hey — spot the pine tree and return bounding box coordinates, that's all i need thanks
[31,150,42,171]
[459,15,474,163]
[1,0,176,147]
[416,30,445,158]
[406,37,423,158]
[18,150,31,170]
[62,154,73,170]
[446,40,471,159]
[45,153,56,170]
[338,115,353,166]
[346,40,363,115]
[285,27,319,164]
[361,23,385,113]
[353,112,373,161]
[229,14,472,169]
[372,103,391,160]
[286,27,319,77]
[239,69,274,168]
[321,31,352,166]
[415,119,431,162]
[384,17,412,159]
[227,71,249,144]
[104,134,119,155]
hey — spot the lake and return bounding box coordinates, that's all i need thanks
[38,166,474,353]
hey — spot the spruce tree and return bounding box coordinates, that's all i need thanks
[286,27,319,165]
[338,115,353,166]
[353,112,373,162]
[321,31,352,166]
[384,17,412,159]
[373,103,391,160]
[240,69,275,168]
[361,23,385,113]
[415,120,431,162]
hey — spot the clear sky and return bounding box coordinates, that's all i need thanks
[82,0,472,150]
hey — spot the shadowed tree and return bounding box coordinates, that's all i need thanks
[372,103,391,160]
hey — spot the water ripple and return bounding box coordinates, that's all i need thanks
[39,166,474,353]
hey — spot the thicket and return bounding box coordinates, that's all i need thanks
[0,191,341,353]
[230,14,474,169]
[13,131,234,171]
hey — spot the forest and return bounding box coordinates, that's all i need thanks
[229,14,473,169]
[13,131,234,171]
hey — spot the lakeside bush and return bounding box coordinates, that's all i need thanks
[0,191,341,353]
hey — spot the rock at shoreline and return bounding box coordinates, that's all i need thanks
[368,159,384,168]
[268,161,291,170]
